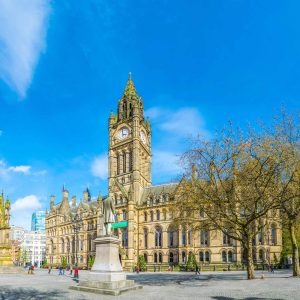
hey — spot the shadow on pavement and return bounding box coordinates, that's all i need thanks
[0,286,67,300]
[212,297,284,300]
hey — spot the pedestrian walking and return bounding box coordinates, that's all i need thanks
[69,265,73,276]
[48,265,52,274]
[195,264,200,275]
[74,266,79,279]
[59,265,63,275]
[270,264,274,273]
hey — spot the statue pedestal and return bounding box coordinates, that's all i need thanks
[70,236,142,296]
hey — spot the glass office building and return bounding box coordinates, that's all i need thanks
[31,211,46,231]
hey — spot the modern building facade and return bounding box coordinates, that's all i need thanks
[45,76,282,270]
[31,211,46,231]
[10,226,46,267]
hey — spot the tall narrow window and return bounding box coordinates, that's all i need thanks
[169,252,174,263]
[199,252,204,262]
[205,251,210,262]
[187,226,192,245]
[144,228,148,249]
[156,210,160,221]
[159,253,163,263]
[154,253,158,263]
[182,251,186,263]
[182,227,186,246]
[117,155,120,175]
[144,253,147,262]
[123,101,127,119]
[123,152,126,173]
[144,212,147,222]
[169,230,174,247]
[129,151,133,172]
[222,251,227,262]
[122,228,128,247]
[200,230,209,246]
[228,251,233,262]
[150,211,154,222]
[271,225,277,245]
[155,227,162,247]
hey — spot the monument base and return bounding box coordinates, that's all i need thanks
[70,279,142,296]
[69,235,142,296]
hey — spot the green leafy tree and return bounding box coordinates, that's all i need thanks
[187,252,197,271]
[137,255,147,272]
[61,256,67,268]
[42,258,47,268]
[88,256,95,269]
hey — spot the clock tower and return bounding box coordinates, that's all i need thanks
[108,74,151,201]
[108,74,151,267]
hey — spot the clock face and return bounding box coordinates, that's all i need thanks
[118,127,129,140]
[140,131,146,144]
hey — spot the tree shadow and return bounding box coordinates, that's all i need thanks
[0,286,67,300]
[212,297,285,300]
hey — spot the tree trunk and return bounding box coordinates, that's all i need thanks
[244,238,255,280]
[289,222,300,277]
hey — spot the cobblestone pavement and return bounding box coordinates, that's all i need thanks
[0,269,299,299]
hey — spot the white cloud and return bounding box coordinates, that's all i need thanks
[11,195,42,211]
[91,154,108,180]
[0,0,51,98]
[152,150,182,177]
[145,106,210,138]
[8,165,31,174]
[11,195,42,230]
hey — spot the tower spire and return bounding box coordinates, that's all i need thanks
[122,73,138,100]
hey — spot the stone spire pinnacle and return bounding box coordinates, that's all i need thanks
[122,72,138,100]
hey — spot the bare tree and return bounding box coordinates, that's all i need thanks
[270,111,300,276]
[173,125,285,279]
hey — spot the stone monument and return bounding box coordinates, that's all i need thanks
[70,195,142,296]
[0,192,13,268]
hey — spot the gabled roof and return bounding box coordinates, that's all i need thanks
[140,182,178,205]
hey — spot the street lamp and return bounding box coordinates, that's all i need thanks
[71,213,83,266]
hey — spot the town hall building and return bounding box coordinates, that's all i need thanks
[45,76,282,270]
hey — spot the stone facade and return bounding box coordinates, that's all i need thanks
[46,76,282,270]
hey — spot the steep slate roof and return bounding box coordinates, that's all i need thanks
[140,182,178,205]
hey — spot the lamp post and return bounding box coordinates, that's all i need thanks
[71,213,83,267]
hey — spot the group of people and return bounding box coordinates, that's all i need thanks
[47,264,79,278]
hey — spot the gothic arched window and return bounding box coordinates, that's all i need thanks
[159,253,163,263]
[154,253,158,263]
[155,227,162,247]
[144,253,148,262]
[187,226,192,245]
[169,230,174,247]
[144,212,147,222]
[182,226,186,246]
[169,252,174,263]
[122,228,128,247]
[150,211,154,222]
[222,251,227,262]
[228,251,233,262]
[199,251,204,262]
[156,210,160,221]
[129,151,133,172]
[223,230,231,245]
[123,152,126,173]
[144,228,148,249]
[200,230,209,246]
[117,155,120,175]
[205,251,210,262]
[271,224,277,245]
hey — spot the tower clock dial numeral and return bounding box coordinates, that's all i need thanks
[140,131,146,144]
[118,127,129,140]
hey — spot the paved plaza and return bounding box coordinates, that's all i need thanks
[0,269,299,300]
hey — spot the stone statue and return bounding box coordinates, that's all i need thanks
[102,196,115,236]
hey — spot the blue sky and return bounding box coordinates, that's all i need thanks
[0,0,299,229]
